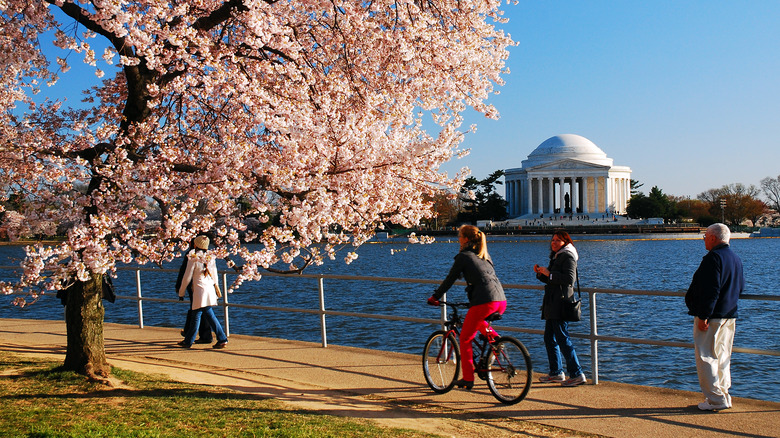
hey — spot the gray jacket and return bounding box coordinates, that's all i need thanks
[434,249,506,306]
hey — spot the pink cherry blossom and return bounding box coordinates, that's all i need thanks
[0,0,513,295]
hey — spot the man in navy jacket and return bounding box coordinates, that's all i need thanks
[685,223,744,411]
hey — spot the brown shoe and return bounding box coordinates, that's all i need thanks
[213,341,227,349]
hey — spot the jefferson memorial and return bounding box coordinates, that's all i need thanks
[504,134,632,218]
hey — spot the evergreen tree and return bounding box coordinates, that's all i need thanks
[457,170,508,223]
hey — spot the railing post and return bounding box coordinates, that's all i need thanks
[318,277,327,348]
[222,273,229,337]
[589,291,599,384]
[439,292,447,331]
[135,269,144,328]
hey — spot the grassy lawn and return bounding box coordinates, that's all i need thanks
[0,352,439,438]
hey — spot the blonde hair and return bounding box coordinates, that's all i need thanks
[459,225,488,260]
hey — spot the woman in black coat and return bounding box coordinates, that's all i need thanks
[533,230,586,387]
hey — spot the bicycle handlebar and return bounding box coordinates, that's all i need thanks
[437,301,470,309]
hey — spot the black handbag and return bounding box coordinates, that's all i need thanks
[562,269,582,322]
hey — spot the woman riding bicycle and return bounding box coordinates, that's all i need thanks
[427,224,507,390]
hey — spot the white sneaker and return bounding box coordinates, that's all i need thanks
[698,400,730,411]
[538,373,565,383]
[561,374,587,387]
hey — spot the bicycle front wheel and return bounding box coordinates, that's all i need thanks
[422,330,460,394]
[486,336,532,404]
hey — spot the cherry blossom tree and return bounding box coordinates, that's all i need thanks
[0,0,512,380]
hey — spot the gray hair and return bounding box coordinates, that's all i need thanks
[706,223,730,244]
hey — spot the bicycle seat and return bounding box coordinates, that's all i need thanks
[485,312,502,322]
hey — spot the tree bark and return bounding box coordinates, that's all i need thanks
[62,272,111,381]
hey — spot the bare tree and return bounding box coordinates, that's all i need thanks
[696,183,763,226]
[760,175,780,212]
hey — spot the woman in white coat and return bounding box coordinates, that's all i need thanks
[177,235,228,348]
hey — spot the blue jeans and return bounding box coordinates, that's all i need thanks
[184,289,213,341]
[544,319,583,377]
[183,306,227,346]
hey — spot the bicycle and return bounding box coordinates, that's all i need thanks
[422,301,533,405]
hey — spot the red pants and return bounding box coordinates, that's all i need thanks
[460,300,507,381]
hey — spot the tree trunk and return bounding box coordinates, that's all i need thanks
[62,272,111,381]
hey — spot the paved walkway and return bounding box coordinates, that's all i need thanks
[1,318,778,438]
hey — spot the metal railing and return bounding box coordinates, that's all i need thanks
[4,265,779,385]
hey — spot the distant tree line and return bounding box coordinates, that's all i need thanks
[626,174,780,227]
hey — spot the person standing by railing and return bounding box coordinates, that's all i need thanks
[533,230,586,387]
[428,224,507,390]
[177,235,228,349]
[176,239,214,345]
[686,223,744,411]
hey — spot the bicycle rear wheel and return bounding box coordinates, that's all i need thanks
[486,336,532,404]
[422,330,460,394]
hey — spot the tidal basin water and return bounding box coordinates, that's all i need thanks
[2,235,779,403]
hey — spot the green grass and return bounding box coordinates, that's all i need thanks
[0,352,439,438]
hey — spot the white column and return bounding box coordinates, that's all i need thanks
[606,177,612,214]
[594,177,600,214]
[526,178,533,215]
[572,177,579,214]
[536,178,543,215]
[558,176,565,214]
[614,178,619,214]
[509,180,515,217]
[517,180,523,217]
[619,178,625,214]
[547,177,555,215]
[508,180,514,217]
[505,180,511,216]
[582,177,589,214]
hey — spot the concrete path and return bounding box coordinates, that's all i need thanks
[1,318,778,438]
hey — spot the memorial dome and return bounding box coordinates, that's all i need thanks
[523,134,613,167]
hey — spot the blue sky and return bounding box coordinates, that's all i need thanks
[446,0,780,199]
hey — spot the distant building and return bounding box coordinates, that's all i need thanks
[504,134,632,218]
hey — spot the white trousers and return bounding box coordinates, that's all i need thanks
[693,317,735,407]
